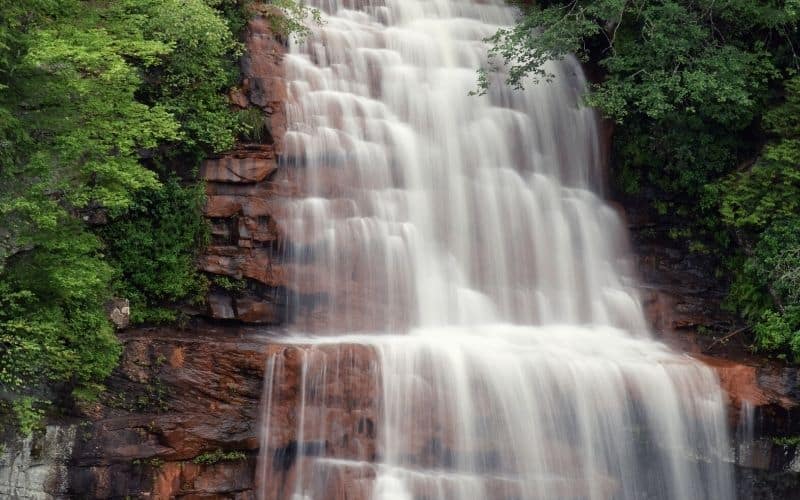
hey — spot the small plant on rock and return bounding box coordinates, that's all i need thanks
[193,449,247,465]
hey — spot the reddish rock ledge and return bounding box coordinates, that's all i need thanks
[68,324,271,499]
[199,12,293,326]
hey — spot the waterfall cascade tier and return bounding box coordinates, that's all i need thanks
[256,0,735,498]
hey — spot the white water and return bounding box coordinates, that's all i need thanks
[256,0,735,498]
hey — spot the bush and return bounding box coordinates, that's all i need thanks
[101,178,210,324]
[111,0,244,154]
[0,224,121,434]
[10,398,46,437]
[0,0,244,431]
[239,107,269,143]
[726,219,800,360]
[719,79,800,359]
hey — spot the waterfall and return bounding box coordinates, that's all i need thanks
[256,0,735,498]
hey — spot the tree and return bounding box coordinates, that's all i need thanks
[0,0,245,433]
[485,0,800,359]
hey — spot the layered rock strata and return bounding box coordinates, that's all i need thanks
[68,325,268,499]
[0,426,75,499]
[200,15,291,326]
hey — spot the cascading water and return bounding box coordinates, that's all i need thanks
[256,0,735,498]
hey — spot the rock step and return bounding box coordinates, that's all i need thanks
[201,156,278,184]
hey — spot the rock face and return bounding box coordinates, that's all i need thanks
[626,202,800,497]
[68,324,270,499]
[199,14,292,325]
[21,318,796,499]
[197,13,381,331]
[0,425,76,499]
[202,157,278,185]
[106,298,131,330]
[256,344,380,500]
[0,320,381,500]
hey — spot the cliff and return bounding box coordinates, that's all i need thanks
[1,8,799,500]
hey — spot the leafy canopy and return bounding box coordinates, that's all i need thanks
[486,0,800,359]
[0,0,248,434]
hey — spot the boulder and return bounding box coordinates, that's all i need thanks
[105,298,131,330]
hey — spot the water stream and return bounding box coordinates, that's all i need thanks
[256,0,735,498]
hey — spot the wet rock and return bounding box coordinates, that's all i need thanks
[624,199,800,497]
[63,326,388,499]
[235,296,281,323]
[627,203,740,339]
[229,88,250,109]
[209,293,236,320]
[194,8,290,325]
[696,355,800,428]
[256,343,382,498]
[200,249,287,289]
[247,77,271,108]
[152,460,257,499]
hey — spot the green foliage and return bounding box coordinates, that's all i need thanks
[726,219,800,359]
[193,449,247,465]
[208,0,256,38]
[239,107,269,143]
[72,383,106,403]
[9,397,46,436]
[102,178,209,324]
[480,0,603,90]
[719,78,800,359]
[133,457,165,468]
[489,0,800,361]
[257,0,322,40]
[110,0,243,154]
[716,78,800,229]
[773,435,800,447]
[752,308,800,358]
[486,0,796,202]
[106,377,169,413]
[752,221,800,306]
[213,275,247,293]
[0,0,245,432]
[0,222,122,419]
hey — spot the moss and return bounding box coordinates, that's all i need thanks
[213,275,247,293]
[193,449,247,465]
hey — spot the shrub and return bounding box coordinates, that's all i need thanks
[101,178,210,324]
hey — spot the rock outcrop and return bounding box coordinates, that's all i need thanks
[256,343,380,500]
[627,204,800,497]
[68,324,270,499]
[199,14,292,326]
[0,425,75,499]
